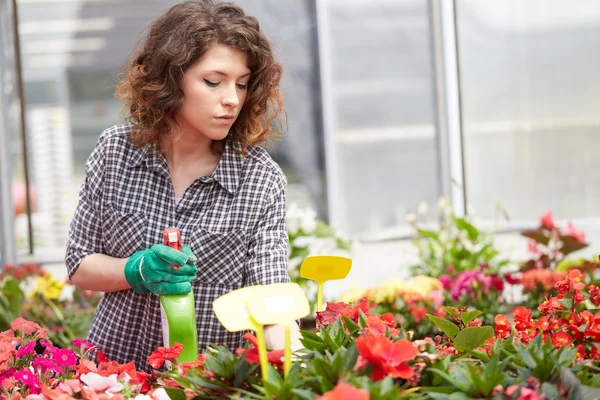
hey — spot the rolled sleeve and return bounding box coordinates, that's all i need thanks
[244,177,290,286]
[65,135,106,279]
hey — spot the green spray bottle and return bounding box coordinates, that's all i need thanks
[160,227,198,363]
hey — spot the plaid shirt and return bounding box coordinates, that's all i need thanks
[65,124,290,372]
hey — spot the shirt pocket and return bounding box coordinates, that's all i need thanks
[101,203,148,258]
[189,228,247,287]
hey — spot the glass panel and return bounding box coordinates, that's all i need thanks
[17,0,324,260]
[324,0,440,235]
[1,0,24,260]
[457,0,600,222]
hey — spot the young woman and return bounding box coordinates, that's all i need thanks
[66,0,296,371]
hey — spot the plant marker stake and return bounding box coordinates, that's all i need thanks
[212,286,270,382]
[245,283,310,380]
[299,256,352,313]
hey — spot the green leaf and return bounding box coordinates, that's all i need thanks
[541,382,560,399]
[430,368,471,393]
[291,389,317,400]
[461,310,483,326]
[163,388,186,400]
[427,314,460,339]
[454,217,479,241]
[443,307,459,319]
[417,229,440,240]
[342,343,359,373]
[300,331,327,353]
[453,326,494,352]
[580,385,600,400]
[2,278,23,318]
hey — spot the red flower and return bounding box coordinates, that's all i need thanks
[236,333,284,369]
[513,306,534,331]
[576,344,587,361]
[409,306,428,323]
[97,350,108,363]
[147,342,184,369]
[550,332,571,349]
[494,315,511,339]
[317,383,370,400]
[506,386,541,400]
[355,334,417,381]
[538,297,564,316]
[364,314,400,337]
[540,210,556,230]
[588,285,600,306]
[316,298,372,329]
[563,222,585,243]
[584,315,600,342]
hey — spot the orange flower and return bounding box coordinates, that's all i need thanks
[317,383,370,400]
[236,333,284,369]
[355,334,417,381]
[10,318,43,337]
[76,358,98,375]
[0,342,16,370]
[147,342,184,369]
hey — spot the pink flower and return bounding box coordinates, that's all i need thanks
[52,348,77,367]
[439,275,451,289]
[14,369,42,393]
[72,339,95,353]
[32,357,63,374]
[56,379,83,395]
[540,210,555,230]
[527,241,539,254]
[0,367,15,385]
[16,342,36,358]
[80,372,123,394]
[428,290,444,307]
[563,222,585,243]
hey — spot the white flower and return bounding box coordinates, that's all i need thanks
[417,201,429,215]
[286,203,301,235]
[299,208,317,234]
[150,388,171,400]
[80,372,123,393]
[405,213,417,224]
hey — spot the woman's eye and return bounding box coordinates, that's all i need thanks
[203,79,220,87]
[236,83,247,90]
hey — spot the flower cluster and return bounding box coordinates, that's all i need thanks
[494,269,600,359]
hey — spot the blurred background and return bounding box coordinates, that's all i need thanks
[2,0,600,299]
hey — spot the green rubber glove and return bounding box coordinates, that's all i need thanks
[124,244,197,295]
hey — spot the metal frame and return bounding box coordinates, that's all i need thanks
[0,0,18,264]
[315,0,340,227]
[429,0,467,217]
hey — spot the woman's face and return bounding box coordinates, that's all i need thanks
[176,45,250,142]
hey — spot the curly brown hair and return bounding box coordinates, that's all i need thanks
[115,0,285,156]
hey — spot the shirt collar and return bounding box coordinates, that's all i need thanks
[129,137,243,195]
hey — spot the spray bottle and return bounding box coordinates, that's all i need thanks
[160,227,198,363]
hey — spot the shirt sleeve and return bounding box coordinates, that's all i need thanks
[64,134,106,279]
[244,175,291,286]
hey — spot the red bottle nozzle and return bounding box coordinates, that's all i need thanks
[163,227,182,269]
